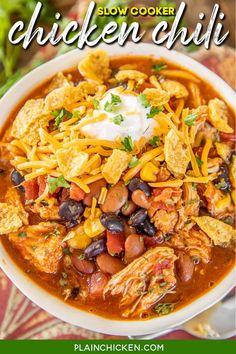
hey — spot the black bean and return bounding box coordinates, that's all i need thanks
[11,169,25,192]
[100,213,124,233]
[129,209,147,226]
[84,239,107,259]
[59,199,84,221]
[214,164,231,191]
[128,178,151,196]
[137,217,156,237]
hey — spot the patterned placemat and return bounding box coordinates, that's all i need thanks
[0,1,235,340]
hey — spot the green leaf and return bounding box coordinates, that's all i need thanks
[72,110,80,119]
[92,98,100,110]
[78,254,85,260]
[47,175,70,194]
[52,108,72,129]
[121,136,133,152]
[149,135,160,147]
[147,106,163,118]
[104,93,121,112]
[223,216,233,225]
[152,63,167,72]
[184,112,198,126]
[195,156,203,167]
[154,302,176,316]
[138,93,151,108]
[113,114,124,125]
[18,231,27,238]
[128,156,140,168]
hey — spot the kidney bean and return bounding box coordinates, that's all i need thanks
[144,235,164,247]
[89,272,109,296]
[137,217,156,236]
[100,213,124,233]
[59,200,84,221]
[97,253,124,274]
[102,182,128,213]
[84,239,107,259]
[128,178,151,196]
[72,255,95,274]
[125,234,145,263]
[131,190,151,209]
[129,209,147,226]
[176,251,194,283]
[121,200,137,216]
[11,169,25,192]
[84,179,107,206]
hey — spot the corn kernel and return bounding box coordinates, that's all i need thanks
[140,162,159,182]
[83,218,105,238]
[67,226,91,249]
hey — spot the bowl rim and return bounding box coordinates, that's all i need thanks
[0,42,235,336]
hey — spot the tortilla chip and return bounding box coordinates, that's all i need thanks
[192,216,236,246]
[115,70,147,83]
[45,72,73,94]
[161,79,189,98]
[11,99,50,145]
[56,144,89,179]
[143,88,170,107]
[0,203,24,234]
[229,155,236,188]
[102,149,131,184]
[208,98,233,133]
[78,49,111,84]
[164,129,190,177]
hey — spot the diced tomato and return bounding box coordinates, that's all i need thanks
[220,132,236,142]
[70,183,85,202]
[37,175,47,196]
[60,188,70,202]
[106,231,125,255]
[134,82,154,93]
[153,259,171,276]
[22,180,39,200]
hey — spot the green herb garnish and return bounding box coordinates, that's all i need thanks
[18,231,27,238]
[138,93,151,108]
[78,254,85,260]
[52,108,72,129]
[92,98,100,110]
[104,93,121,112]
[223,216,233,225]
[113,114,124,125]
[152,63,167,72]
[195,156,203,167]
[154,302,176,316]
[147,106,163,118]
[47,175,70,194]
[63,248,71,255]
[121,136,133,152]
[149,135,160,147]
[72,110,80,119]
[129,156,140,168]
[184,112,198,126]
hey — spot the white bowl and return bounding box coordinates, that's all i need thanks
[0,43,235,336]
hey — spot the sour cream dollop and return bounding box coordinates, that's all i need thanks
[80,89,156,141]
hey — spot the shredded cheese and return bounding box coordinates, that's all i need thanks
[158,69,200,83]
[69,177,90,193]
[90,197,97,220]
[83,173,104,185]
[201,138,212,177]
[98,187,108,204]
[149,180,184,188]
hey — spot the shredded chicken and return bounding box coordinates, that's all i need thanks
[103,247,177,317]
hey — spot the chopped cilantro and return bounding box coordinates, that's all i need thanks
[149,135,160,147]
[121,136,133,152]
[138,93,151,108]
[104,93,121,112]
[61,272,68,279]
[113,114,124,125]
[195,156,203,167]
[184,112,198,126]
[47,175,70,194]
[63,247,71,255]
[147,106,163,118]
[51,108,72,129]
[159,281,167,288]
[152,63,167,72]
[72,110,80,119]
[92,98,100,110]
[223,216,233,225]
[18,231,27,238]
[129,156,140,168]
[78,254,85,260]
[154,302,176,316]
